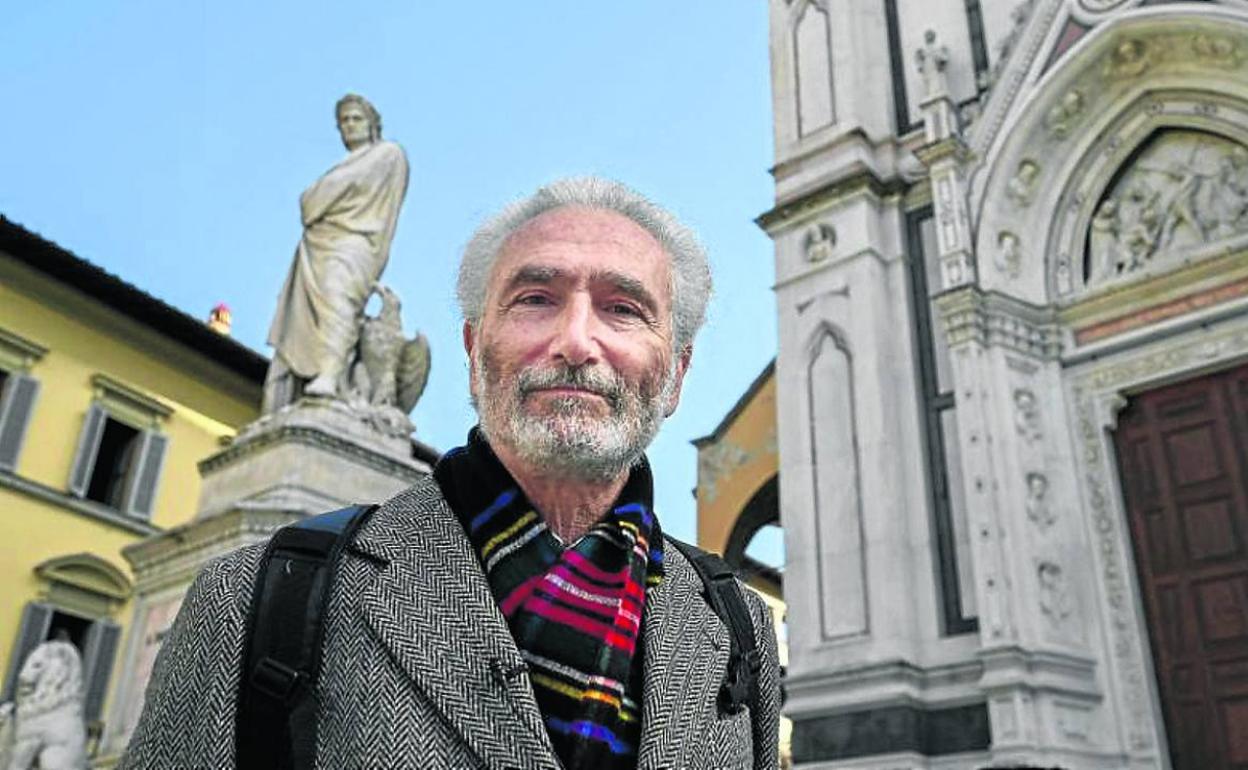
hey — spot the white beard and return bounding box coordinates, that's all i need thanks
[472,350,675,482]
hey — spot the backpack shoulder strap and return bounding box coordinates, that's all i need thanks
[236,503,378,770]
[663,535,762,717]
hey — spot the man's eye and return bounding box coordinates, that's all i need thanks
[607,303,642,317]
[516,294,550,306]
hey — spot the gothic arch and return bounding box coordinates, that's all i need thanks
[1047,105,1248,299]
[802,321,868,640]
[788,0,835,137]
[972,7,1248,305]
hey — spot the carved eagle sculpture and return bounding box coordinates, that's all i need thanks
[355,284,431,414]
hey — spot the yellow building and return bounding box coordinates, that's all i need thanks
[692,361,790,765]
[0,216,264,751]
[694,361,780,598]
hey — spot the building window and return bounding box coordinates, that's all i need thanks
[3,554,131,733]
[84,417,142,507]
[68,375,171,520]
[0,328,47,473]
[906,206,977,635]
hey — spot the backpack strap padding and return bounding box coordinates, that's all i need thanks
[236,504,378,770]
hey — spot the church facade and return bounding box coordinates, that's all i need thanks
[760,0,1248,767]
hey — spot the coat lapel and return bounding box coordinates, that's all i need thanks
[351,481,558,770]
[636,542,730,770]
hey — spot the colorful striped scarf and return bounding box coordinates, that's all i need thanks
[433,429,664,769]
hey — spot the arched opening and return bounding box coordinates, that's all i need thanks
[723,475,782,596]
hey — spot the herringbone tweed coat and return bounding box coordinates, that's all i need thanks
[121,477,780,769]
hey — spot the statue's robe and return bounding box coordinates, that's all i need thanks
[267,140,409,380]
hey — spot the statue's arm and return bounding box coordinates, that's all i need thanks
[299,142,406,227]
[118,544,264,770]
[300,165,355,227]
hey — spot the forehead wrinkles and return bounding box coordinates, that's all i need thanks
[492,207,674,303]
[502,206,665,261]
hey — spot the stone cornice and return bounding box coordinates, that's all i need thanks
[122,507,297,594]
[200,422,426,481]
[915,137,972,168]
[756,164,907,234]
[935,287,1062,359]
[0,326,49,371]
[784,654,985,712]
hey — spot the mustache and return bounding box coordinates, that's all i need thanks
[517,365,623,406]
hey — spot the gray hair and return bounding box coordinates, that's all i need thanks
[457,177,712,355]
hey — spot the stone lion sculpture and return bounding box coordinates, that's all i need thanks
[0,640,88,770]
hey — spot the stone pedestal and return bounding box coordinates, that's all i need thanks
[196,396,429,520]
[97,398,431,763]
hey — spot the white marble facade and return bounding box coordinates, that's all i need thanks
[763,1,1248,768]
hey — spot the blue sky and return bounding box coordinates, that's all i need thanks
[1,2,779,551]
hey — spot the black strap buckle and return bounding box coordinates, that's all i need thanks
[251,656,306,703]
[720,649,761,715]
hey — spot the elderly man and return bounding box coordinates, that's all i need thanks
[121,178,780,769]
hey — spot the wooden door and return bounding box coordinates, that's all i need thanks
[1115,361,1248,770]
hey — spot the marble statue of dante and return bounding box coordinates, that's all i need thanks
[264,94,410,412]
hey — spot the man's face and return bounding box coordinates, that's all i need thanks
[337,104,372,150]
[465,206,690,481]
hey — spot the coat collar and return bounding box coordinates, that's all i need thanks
[351,479,559,770]
[635,540,730,770]
[350,479,727,770]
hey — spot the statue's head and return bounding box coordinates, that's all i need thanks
[15,639,83,714]
[336,93,382,150]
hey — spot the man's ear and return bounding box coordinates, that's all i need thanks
[663,345,694,417]
[463,321,478,399]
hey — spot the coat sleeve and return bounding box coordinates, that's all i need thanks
[118,544,265,770]
[745,590,782,770]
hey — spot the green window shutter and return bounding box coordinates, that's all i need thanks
[2,602,54,700]
[68,404,107,497]
[124,431,168,519]
[0,372,39,472]
[81,620,122,723]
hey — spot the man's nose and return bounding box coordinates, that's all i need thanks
[551,296,599,367]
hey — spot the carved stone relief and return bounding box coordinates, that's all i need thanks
[1102,38,1161,80]
[1013,388,1042,442]
[1055,701,1093,743]
[988,0,1037,90]
[1006,159,1039,207]
[1085,130,1248,289]
[1192,33,1246,70]
[996,231,1023,279]
[803,223,836,263]
[1025,472,1055,531]
[1045,90,1085,140]
[1038,560,1074,625]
